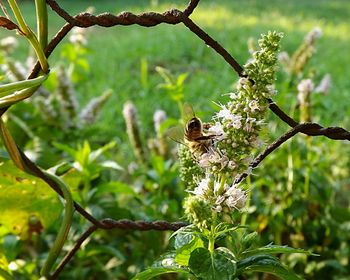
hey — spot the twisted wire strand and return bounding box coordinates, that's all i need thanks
[50,219,188,279]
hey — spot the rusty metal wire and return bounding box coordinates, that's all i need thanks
[50,219,187,279]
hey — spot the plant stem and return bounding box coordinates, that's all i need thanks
[7,0,49,73]
[0,74,47,96]
[0,86,40,108]
[40,172,74,278]
[217,174,227,195]
[240,176,251,226]
[35,0,48,48]
[304,138,312,197]
[208,211,217,253]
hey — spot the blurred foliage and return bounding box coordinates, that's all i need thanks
[0,1,349,279]
[0,157,61,239]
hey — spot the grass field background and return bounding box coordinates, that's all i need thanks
[3,0,349,140]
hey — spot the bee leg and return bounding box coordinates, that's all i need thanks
[203,123,212,130]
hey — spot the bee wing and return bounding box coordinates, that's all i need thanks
[182,103,196,123]
[165,125,185,145]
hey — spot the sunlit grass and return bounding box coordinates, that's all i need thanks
[2,0,349,133]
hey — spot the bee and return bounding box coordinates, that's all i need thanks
[168,104,218,159]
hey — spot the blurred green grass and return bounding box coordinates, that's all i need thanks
[3,0,350,140]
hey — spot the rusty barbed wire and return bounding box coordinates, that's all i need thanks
[235,122,349,185]
[46,0,200,27]
[50,219,187,280]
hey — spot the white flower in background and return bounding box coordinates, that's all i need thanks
[122,101,136,120]
[278,51,290,64]
[0,36,18,51]
[306,26,322,43]
[69,27,88,45]
[153,109,167,133]
[297,79,314,104]
[297,79,314,93]
[315,74,331,94]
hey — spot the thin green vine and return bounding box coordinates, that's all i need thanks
[7,0,49,73]
[35,0,48,49]
[40,171,74,278]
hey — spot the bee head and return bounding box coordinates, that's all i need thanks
[187,117,202,132]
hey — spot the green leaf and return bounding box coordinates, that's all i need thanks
[53,142,78,159]
[172,224,199,248]
[242,244,317,258]
[189,247,237,280]
[94,182,138,197]
[76,58,90,72]
[237,254,301,280]
[133,252,190,280]
[176,73,188,87]
[0,157,62,239]
[89,141,116,162]
[175,236,204,266]
[100,160,124,171]
[132,267,190,280]
[155,66,173,85]
[0,267,12,280]
[241,231,258,250]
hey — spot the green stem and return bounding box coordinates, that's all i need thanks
[208,211,217,253]
[7,0,49,73]
[0,118,25,170]
[240,177,251,226]
[40,171,74,278]
[0,86,40,108]
[216,174,227,195]
[6,0,26,30]
[0,74,47,96]
[304,138,312,197]
[35,0,48,48]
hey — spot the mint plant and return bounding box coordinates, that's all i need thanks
[134,32,314,280]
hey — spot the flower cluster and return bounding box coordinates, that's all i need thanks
[192,176,247,212]
[197,31,283,178]
[181,31,283,230]
[122,101,145,162]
